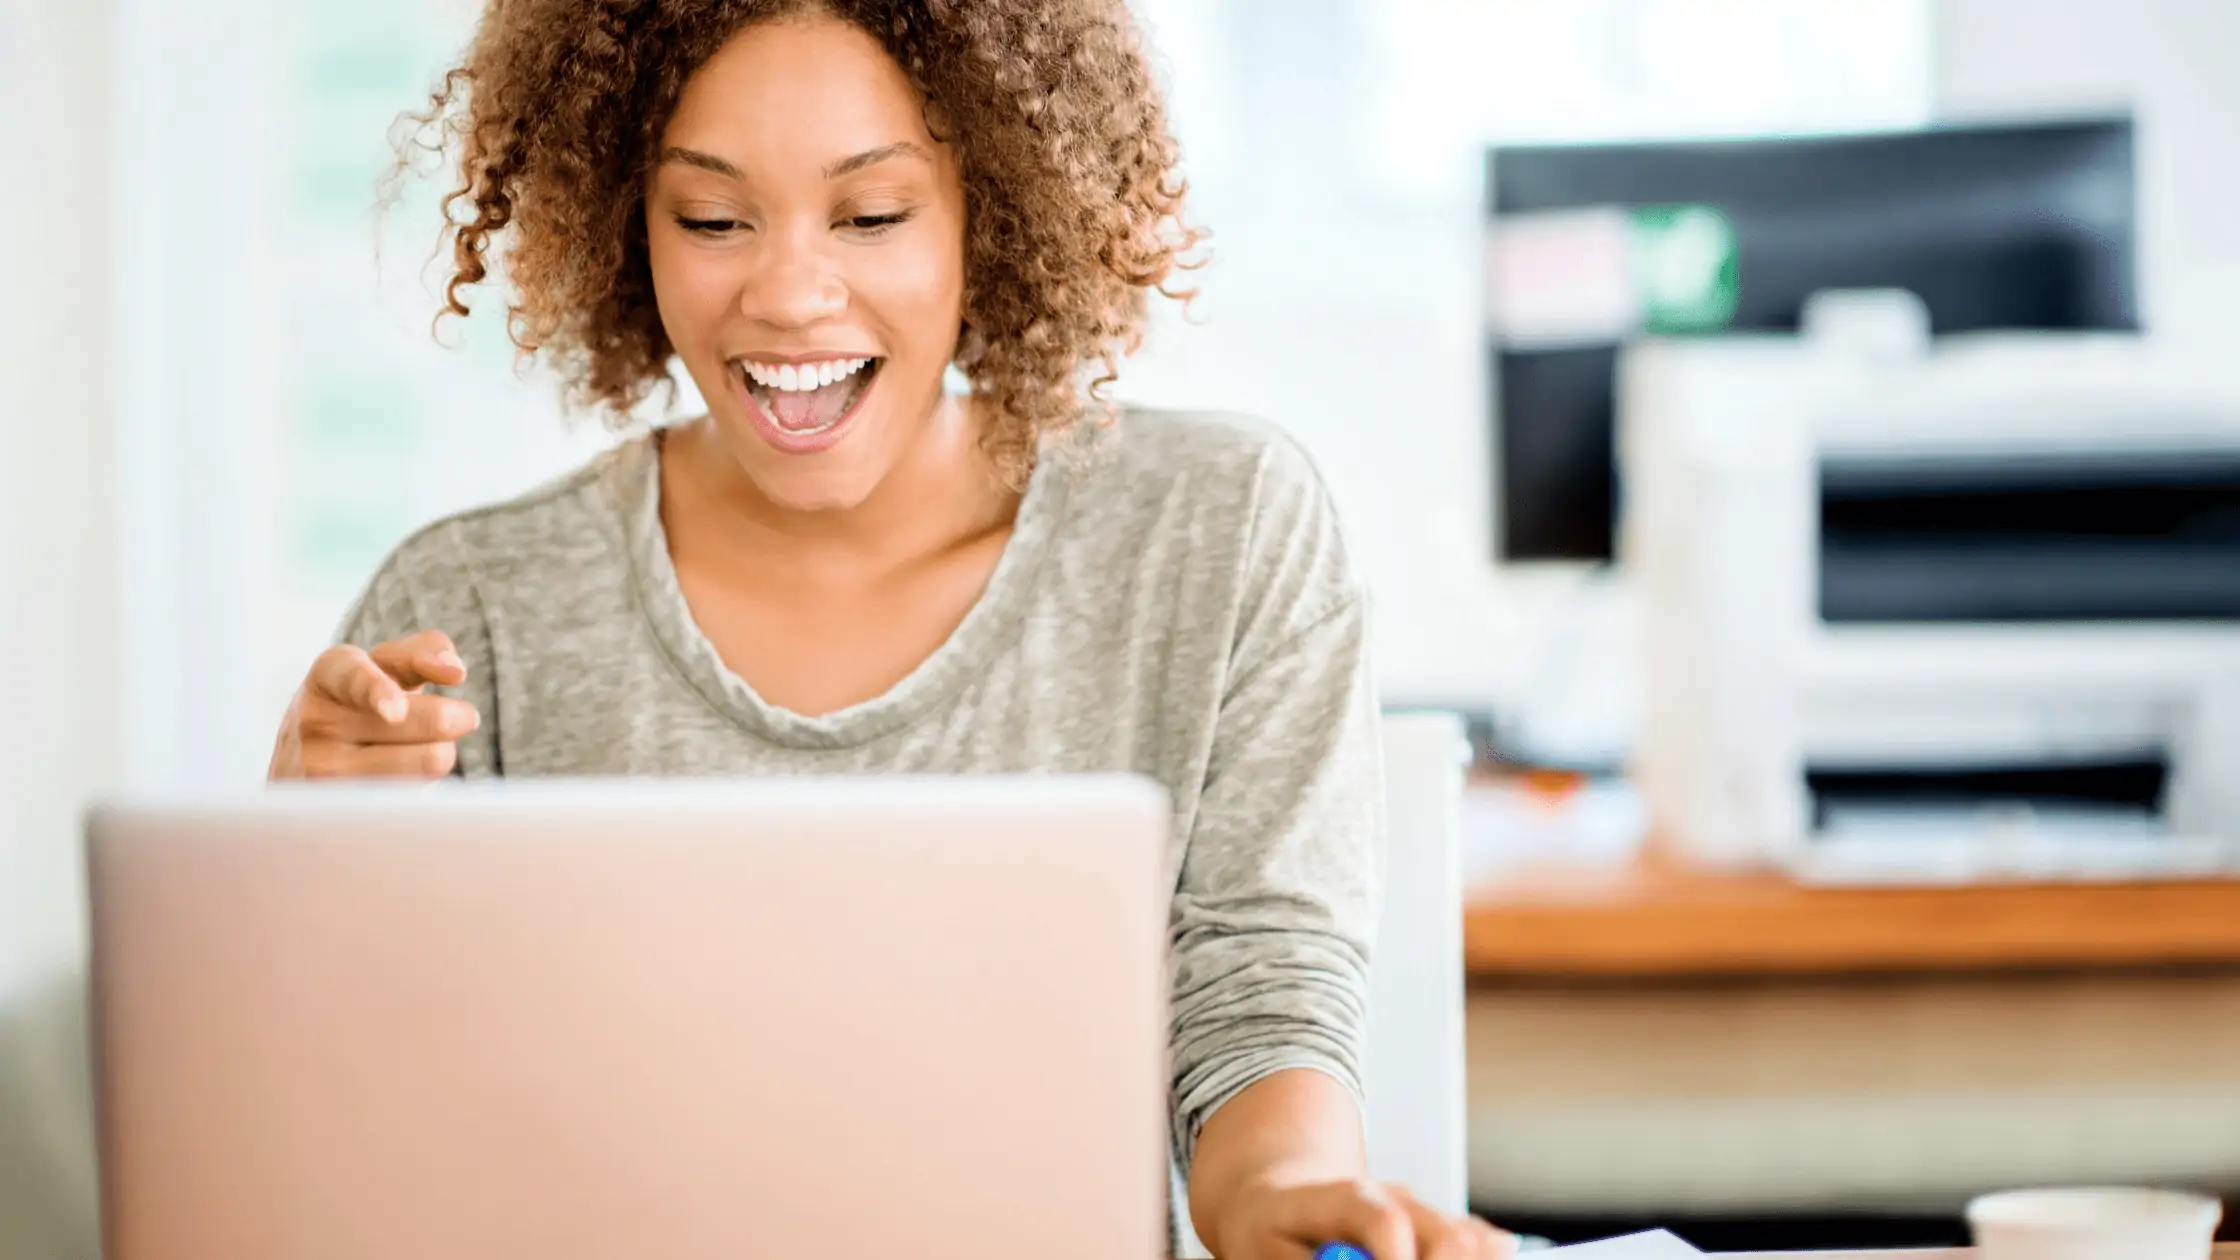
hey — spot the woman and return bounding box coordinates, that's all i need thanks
[268,2,1510,1257]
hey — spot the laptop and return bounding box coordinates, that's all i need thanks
[86,777,1169,1260]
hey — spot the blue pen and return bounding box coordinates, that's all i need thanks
[1314,1246,1372,1260]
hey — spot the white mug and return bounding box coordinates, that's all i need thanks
[1967,1186,2222,1260]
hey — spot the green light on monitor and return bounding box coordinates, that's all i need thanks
[1630,203,1739,335]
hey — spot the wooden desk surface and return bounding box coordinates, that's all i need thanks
[1464,847,2240,979]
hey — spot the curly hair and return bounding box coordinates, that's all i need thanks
[401,0,1204,483]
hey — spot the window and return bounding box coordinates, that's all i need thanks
[1129,0,1931,298]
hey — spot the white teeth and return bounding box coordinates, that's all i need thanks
[739,357,873,393]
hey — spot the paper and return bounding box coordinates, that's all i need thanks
[1537,1230,1703,1258]
[1485,207,1640,349]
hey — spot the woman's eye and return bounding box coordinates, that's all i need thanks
[675,215,743,236]
[842,212,913,234]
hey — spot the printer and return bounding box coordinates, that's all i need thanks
[1622,331,2240,882]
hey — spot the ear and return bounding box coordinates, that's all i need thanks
[951,318,988,370]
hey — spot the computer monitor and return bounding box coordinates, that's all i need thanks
[1486,116,2139,562]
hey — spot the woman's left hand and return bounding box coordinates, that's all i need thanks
[1205,1174,1519,1260]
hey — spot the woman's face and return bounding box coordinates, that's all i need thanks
[646,14,969,513]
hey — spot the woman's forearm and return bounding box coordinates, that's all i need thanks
[1186,1067,1367,1253]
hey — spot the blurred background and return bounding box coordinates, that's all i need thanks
[7,0,2240,1254]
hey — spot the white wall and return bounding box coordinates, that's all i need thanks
[0,0,119,1015]
[110,0,282,794]
[0,1,118,1255]
[1935,0,2240,356]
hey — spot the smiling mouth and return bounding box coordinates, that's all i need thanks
[733,356,883,437]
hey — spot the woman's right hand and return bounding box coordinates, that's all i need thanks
[268,630,482,781]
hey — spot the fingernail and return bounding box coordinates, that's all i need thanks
[436,650,465,675]
[379,694,408,723]
[443,706,478,735]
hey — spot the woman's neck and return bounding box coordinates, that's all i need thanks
[662,393,1022,581]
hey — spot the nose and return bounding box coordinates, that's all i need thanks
[739,227,847,329]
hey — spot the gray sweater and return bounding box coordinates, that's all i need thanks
[338,406,1384,1195]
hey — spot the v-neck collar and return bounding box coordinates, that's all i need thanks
[606,428,1073,750]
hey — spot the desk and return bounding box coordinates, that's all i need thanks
[1464,848,2240,979]
[1460,855,2240,1213]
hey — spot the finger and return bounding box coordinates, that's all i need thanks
[369,630,466,689]
[1392,1187,1460,1260]
[1392,1187,1512,1260]
[301,738,457,780]
[1422,1218,1513,1260]
[1280,1182,1417,1260]
[308,645,410,723]
[340,693,479,745]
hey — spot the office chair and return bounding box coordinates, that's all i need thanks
[1364,711,1472,1214]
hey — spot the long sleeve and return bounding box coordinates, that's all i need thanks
[331,519,503,777]
[1164,434,1385,1173]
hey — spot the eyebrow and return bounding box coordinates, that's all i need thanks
[654,142,931,183]
[657,147,745,179]
[822,141,931,181]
